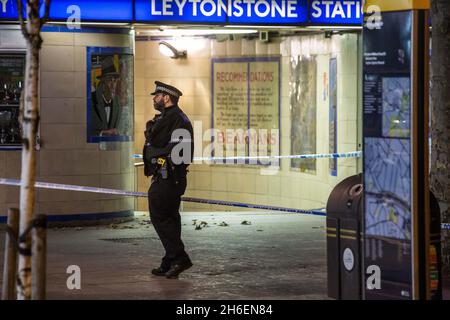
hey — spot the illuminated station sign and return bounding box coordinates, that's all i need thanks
[0,0,363,25]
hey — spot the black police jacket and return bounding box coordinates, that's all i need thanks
[143,105,194,177]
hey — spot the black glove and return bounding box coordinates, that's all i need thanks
[144,114,161,142]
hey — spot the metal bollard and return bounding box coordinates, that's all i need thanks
[31,214,47,300]
[2,208,20,300]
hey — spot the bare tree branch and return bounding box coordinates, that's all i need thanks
[40,0,51,28]
[16,0,29,39]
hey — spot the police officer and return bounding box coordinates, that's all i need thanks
[144,81,194,279]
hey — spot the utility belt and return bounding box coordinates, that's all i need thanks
[150,157,188,183]
[151,157,170,179]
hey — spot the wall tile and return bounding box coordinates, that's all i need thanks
[74,33,132,48]
[0,152,6,178]
[40,124,77,149]
[41,72,75,98]
[72,150,100,175]
[74,46,87,72]
[241,39,256,56]
[41,98,75,124]
[226,39,242,56]
[5,152,21,178]
[100,150,121,175]
[211,40,227,57]
[41,45,74,72]
[42,32,74,46]
[39,150,75,176]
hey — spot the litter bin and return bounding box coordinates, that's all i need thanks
[326,173,443,300]
[326,173,363,300]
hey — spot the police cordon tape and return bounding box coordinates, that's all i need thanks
[1,177,449,230]
[0,178,326,216]
[132,151,363,162]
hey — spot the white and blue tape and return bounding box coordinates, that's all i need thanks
[0,178,326,216]
[1,177,449,230]
[133,151,363,162]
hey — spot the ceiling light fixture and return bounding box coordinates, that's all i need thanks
[158,41,187,59]
[138,28,258,37]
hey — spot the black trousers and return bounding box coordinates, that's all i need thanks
[148,174,191,268]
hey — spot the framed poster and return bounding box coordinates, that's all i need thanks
[211,56,280,166]
[329,58,338,176]
[87,47,134,143]
[290,56,317,173]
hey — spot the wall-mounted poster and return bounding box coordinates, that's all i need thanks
[290,56,317,173]
[87,47,134,143]
[212,57,280,165]
[329,58,338,176]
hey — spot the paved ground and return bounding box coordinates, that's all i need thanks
[1,211,448,300]
[0,212,329,300]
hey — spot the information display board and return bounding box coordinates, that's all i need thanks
[363,10,414,300]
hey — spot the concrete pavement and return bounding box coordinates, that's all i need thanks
[1,211,448,300]
[0,211,329,300]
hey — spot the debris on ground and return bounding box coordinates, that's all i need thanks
[109,224,137,230]
[75,227,83,231]
[312,226,325,229]
[218,222,229,227]
[139,220,152,225]
[241,220,251,225]
[257,229,263,232]
[192,219,198,225]
[194,221,209,230]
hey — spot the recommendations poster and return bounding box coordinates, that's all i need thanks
[363,11,413,299]
[212,57,280,165]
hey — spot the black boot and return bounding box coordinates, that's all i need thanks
[151,265,170,276]
[165,261,193,279]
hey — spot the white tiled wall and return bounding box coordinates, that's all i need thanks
[135,32,361,212]
[0,27,135,218]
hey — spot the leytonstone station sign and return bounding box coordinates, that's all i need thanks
[0,0,363,25]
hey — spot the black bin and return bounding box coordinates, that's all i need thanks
[326,173,363,300]
[326,172,442,300]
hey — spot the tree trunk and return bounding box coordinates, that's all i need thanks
[16,0,49,300]
[430,0,450,272]
[17,43,40,300]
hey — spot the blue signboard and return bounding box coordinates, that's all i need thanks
[226,0,308,24]
[0,0,133,21]
[0,0,19,19]
[0,0,363,25]
[136,0,309,24]
[310,0,362,24]
[48,0,134,21]
[135,0,226,23]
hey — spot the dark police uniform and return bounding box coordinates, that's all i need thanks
[144,81,194,278]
